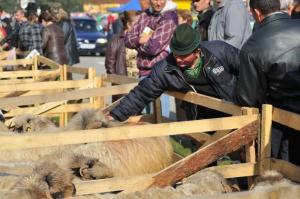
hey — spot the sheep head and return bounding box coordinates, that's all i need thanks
[10,114,57,133]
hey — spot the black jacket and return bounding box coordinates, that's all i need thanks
[111,41,240,121]
[234,13,300,113]
[58,20,80,66]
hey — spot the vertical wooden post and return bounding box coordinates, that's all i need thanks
[62,65,69,126]
[88,67,96,107]
[260,104,273,174]
[242,107,258,188]
[154,98,163,123]
[93,76,104,109]
[58,65,66,127]
[32,55,38,81]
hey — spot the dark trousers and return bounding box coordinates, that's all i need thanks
[271,122,300,166]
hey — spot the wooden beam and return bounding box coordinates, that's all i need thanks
[273,107,300,131]
[271,158,300,183]
[0,115,258,150]
[0,79,94,92]
[0,69,61,78]
[149,120,259,188]
[74,175,152,196]
[106,74,138,85]
[37,55,60,69]
[260,104,272,173]
[0,59,33,67]
[206,163,259,178]
[0,78,36,84]
[167,91,242,116]
[0,83,137,109]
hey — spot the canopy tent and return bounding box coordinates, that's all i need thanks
[107,0,142,13]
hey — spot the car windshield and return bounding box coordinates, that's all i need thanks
[74,19,100,32]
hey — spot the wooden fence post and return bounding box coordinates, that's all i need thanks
[260,104,273,173]
[93,76,104,109]
[154,98,163,123]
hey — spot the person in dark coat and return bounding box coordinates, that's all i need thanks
[192,0,215,41]
[39,12,68,66]
[105,11,140,102]
[234,0,300,165]
[108,24,240,122]
[51,5,79,66]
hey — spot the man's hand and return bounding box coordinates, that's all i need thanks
[139,33,152,45]
[106,114,115,121]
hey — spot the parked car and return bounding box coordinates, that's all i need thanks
[72,16,108,56]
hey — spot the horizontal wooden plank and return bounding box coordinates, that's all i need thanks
[66,66,89,75]
[0,78,36,84]
[271,158,300,183]
[167,91,243,116]
[107,74,138,84]
[0,115,258,150]
[206,163,259,178]
[0,69,61,78]
[0,79,94,92]
[75,175,153,195]
[183,185,300,199]
[273,107,300,131]
[37,55,60,69]
[0,59,33,67]
[0,83,137,109]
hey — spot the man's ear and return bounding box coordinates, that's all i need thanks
[253,8,265,23]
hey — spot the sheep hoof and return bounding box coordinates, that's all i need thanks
[79,161,114,180]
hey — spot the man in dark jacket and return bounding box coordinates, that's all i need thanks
[234,0,300,165]
[109,24,240,122]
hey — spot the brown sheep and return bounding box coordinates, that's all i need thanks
[0,109,173,179]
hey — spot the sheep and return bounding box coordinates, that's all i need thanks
[252,170,296,191]
[9,108,121,134]
[0,162,75,199]
[9,114,59,133]
[0,109,173,179]
[0,152,112,197]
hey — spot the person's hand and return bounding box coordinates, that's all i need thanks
[139,33,152,45]
[106,114,115,121]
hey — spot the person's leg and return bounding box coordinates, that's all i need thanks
[139,75,152,114]
[271,123,289,161]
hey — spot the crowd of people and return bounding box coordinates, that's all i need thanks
[0,3,79,68]
[105,0,300,166]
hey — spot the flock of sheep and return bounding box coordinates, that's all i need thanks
[0,108,297,199]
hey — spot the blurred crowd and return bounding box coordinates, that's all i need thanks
[0,3,79,67]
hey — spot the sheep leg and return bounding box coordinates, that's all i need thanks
[79,161,114,180]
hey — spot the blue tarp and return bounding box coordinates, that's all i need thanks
[107,0,142,13]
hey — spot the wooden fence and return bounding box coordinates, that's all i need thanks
[0,74,298,198]
[0,55,104,126]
